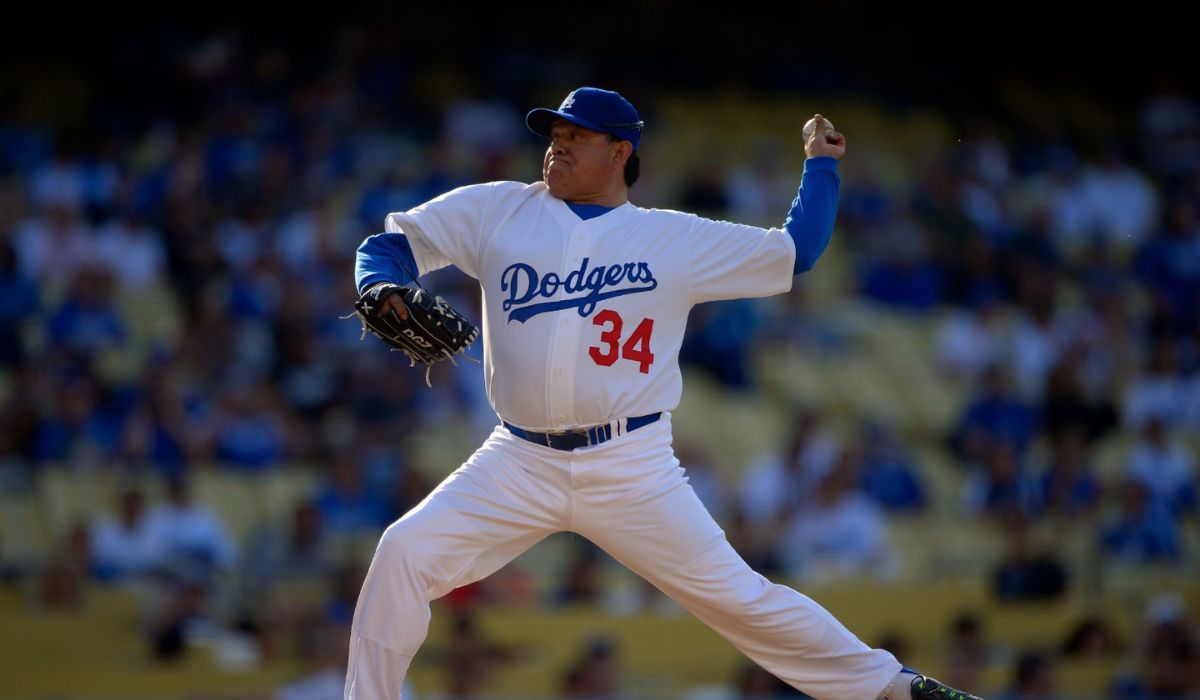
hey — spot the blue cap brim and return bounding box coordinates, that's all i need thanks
[525,108,606,139]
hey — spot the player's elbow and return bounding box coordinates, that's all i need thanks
[794,255,818,274]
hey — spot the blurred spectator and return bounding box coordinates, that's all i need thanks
[0,237,39,366]
[274,191,360,277]
[1113,595,1199,699]
[557,542,604,607]
[277,324,343,421]
[323,562,364,627]
[739,409,839,527]
[1070,274,1137,401]
[212,381,289,471]
[1124,417,1197,517]
[1040,152,1094,256]
[148,579,210,661]
[680,299,762,390]
[1060,615,1122,659]
[12,203,93,290]
[32,371,123,467]
[91,485,166,582]
[45,265,127,359]
[961,441,1040,519]
[34,524,91,610]
[957,118,1014,242]
[944,612,989,695]
[562,635,621,700]
[1124,336,1194,432]
[726,138,797,227]
[119,364,200,477]
[245,500,335,594]
[1007,649,1057,700]
[991,517,1068,601]
[1036,428,1104,518]
[678,159,731,220]
[951,365,1037,462]
[95,208,167,290]
[934,293,1006,384]
[1101,480,1181,563]
[35,555,87,611]
[440,611,514,699]
[860,215,945,312]
[1078,142,1159,251]
[1139,77,1200,179]
[145,472,237,578]
[1008,295,1070,401]
[838,157,893,236]
[857,422,926,513]
[1039,361,1117,447]
[947,233,1009,310]
[780,450,892,582]
[30,143,85,211]
[313,455,393,536]
[1135,198,1200,337]
[274,623,352,700]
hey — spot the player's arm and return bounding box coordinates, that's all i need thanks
[365,181,515,291]
[784,157,839,273]
[686,115,847,304]
[353,181,509,317]
[356,232,418,295]
[786,114,847,274]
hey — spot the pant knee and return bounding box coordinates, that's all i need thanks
[377,518,423,561]
[376,513,479,596]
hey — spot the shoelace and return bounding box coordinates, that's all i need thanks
[913,677,973,700]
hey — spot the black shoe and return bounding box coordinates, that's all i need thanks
[910,674,984,700]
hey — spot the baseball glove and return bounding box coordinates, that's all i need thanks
[351,282,480,386]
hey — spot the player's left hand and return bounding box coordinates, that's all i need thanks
[804,114,846,160]
[350,282,480,385]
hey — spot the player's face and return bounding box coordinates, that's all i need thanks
[543,120,624,202]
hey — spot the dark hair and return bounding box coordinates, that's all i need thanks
[624,151,640,187]
[607,134,640,187]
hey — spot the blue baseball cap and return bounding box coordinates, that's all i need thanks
[526,87,643,151]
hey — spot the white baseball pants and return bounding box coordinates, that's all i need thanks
[344,414,901,700]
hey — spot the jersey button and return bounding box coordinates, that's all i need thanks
[555,414,565,421]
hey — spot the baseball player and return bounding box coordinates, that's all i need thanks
[346,87,983,700]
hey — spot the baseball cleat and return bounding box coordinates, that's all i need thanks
[910,674,984,700]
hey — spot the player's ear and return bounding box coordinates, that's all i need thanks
[612,139,633,165]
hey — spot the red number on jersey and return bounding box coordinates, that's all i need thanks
[587,309,622,366]
[622,317,655,374]
[587,310,655,373]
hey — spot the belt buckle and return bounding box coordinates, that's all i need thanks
[545,428,580,450]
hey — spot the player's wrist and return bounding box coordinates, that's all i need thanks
[803,156,840,170]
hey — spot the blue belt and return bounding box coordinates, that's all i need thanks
[503,412,662,451]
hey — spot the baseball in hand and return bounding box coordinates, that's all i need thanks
[803,116,835,143]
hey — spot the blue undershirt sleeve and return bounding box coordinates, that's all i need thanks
[355,232,419,294]
[784,156,840,274]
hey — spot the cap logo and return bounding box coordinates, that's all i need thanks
[560,92,577,111]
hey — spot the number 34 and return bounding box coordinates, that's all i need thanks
[587,309,654,374]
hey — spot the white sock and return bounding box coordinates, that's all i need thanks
[879,670,919,700]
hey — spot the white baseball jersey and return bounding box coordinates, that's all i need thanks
[385,180,797,430]
[349,172,905,700]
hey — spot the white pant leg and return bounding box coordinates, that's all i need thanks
[571,418,900,700]
[345,428,569,700]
